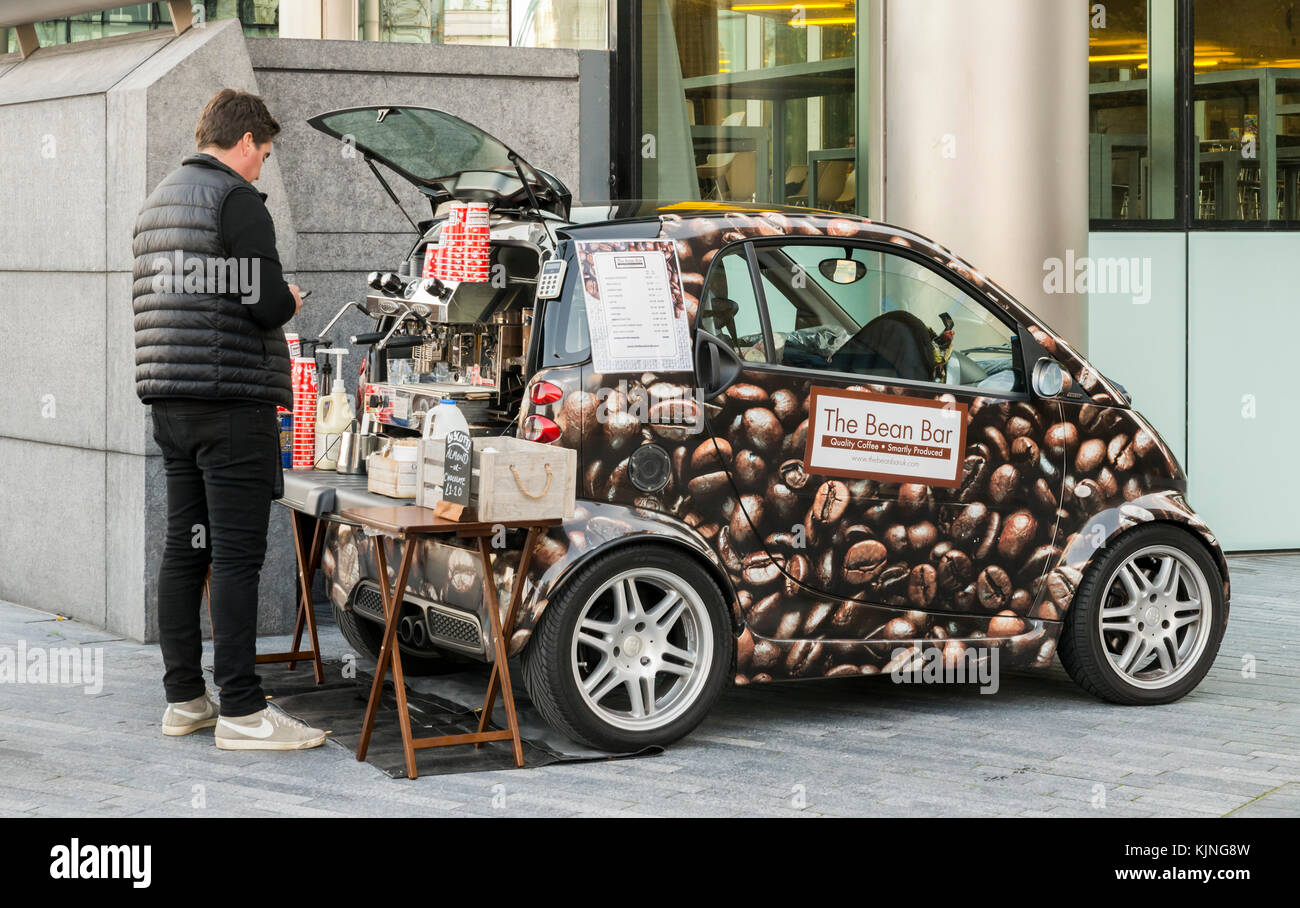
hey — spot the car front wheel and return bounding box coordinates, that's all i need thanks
[1058,525,1226,705]
[521,545,732,752]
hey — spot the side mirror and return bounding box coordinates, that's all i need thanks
[1031,357,1067,399]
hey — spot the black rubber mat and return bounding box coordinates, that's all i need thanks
[256,658,660,778]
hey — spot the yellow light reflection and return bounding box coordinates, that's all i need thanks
[790,15,856,27]
[1089,53,1148,63]
[732,2,846,9]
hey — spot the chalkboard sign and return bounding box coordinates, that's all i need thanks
[441,430,472,507]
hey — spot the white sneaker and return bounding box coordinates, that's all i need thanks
[215,705,327,751]
[162,691,219,736]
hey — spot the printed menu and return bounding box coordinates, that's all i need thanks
[575,240,692,374]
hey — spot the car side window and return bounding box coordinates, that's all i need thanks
[752,242,1024,392]
[698,246,767,361]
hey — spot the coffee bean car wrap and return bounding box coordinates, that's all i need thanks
[321,208,1227,685]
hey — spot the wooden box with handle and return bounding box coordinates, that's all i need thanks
[418,435,576,522]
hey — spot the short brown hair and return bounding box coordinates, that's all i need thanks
[194,88,280,150]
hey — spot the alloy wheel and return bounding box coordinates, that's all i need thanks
[1097,544,1213,689]
[570,568,714,732]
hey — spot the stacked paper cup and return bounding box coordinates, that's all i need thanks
[427,201,490,283]
[290,357,319,470]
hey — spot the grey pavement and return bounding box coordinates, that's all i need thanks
[0,553,1297,818]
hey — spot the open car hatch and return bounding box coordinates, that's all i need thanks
[307,105,569,219]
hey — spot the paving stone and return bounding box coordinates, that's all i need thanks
[1,552,1298,816]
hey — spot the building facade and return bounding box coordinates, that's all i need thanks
[6,0,1294,554]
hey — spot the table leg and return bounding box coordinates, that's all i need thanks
[356,534,418,779]
[288,511,326,684]
[387,541,419,779]
[478,536,525,768]
[203,568,214,635]
[287,512,310,668]
[477,526,539,740]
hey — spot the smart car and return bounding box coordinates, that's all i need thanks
[310,107,1229,752]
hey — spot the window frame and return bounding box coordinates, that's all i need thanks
[710,236,1033,401]
[1092,0,1300,231]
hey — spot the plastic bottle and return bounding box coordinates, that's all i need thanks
[420,398,471,501]
[426,397,470,441]
[314,349,354,470]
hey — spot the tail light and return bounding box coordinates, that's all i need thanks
[522,415,562,444]
[529,380,564,405]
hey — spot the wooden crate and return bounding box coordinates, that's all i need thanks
[367,452,417,499]
[419,435,576,521]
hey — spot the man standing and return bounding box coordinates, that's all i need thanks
[133,88,325,750]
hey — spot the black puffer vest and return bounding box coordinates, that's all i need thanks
[132,154,293,409]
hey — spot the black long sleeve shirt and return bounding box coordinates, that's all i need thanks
[219,185,296,330]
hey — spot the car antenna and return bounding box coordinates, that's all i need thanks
[364,155,422,235]
[508,150,556,247]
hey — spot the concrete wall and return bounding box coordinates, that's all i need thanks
[0,21,608,641]
[246,36,609,373]
[0,22,296,641]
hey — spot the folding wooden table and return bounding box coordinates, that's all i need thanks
[339,506,559,779]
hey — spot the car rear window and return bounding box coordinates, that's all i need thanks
[538,247,591,366]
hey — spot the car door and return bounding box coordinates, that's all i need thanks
[696,237,1067,622]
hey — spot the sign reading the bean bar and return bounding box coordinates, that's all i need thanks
[805,386,968,487]
[575,239,692,375]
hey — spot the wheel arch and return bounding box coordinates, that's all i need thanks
[511,530,743,658]
[1047,492,1230,624]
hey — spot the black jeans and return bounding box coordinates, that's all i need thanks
[151,399,284,717]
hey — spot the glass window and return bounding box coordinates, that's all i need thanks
[1089,0,1177,221]
[698,247,766,361]
[541,246,591,364]
[511,0,608,49]
[638,1,859,211]
[750,243,1024,392]
[1193,0,1300,222]
[5,4,279,50]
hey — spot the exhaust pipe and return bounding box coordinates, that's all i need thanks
[397,616,416,644]
[410,618,428,647]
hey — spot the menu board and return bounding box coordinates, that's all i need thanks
[575,240,693,374]
[441,431,472,507]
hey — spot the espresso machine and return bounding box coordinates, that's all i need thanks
[337,245,539,439]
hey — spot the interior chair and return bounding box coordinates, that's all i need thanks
[722,149,758,203]
[784,164,809,203]
[696,109,746,199]
[834,167,855,212]
[814,160,852,209]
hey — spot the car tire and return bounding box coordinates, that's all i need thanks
[1058,524,1226,705]
[330,599,464,677]
[520,545,732,752]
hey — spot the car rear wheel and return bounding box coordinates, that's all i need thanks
[521,545,732,752]
[1058,525,1225,705]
